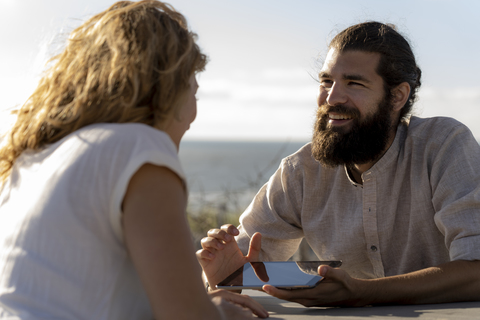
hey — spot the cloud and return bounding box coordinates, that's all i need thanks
[190,69,319,141]
[416,86,480,140]
[198,68,319,106]
[187,99,315,141]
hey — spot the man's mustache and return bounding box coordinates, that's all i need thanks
[317,103,360,119]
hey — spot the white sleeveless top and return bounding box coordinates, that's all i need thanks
[0,123,185,319]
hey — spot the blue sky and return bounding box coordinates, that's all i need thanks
[1,0,479,141]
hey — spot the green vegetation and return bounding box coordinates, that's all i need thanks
[187,203,242,251]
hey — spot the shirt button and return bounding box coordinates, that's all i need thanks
[370,245,378,252]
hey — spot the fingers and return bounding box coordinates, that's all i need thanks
[318,265,346,282]
[318,265,329,277]
[262,284,304,301]
[246,232,262,262]
[201,225,239,250]
[262,285,315,307]
[200,225,240,254]
[211,296,255,319]
[227,294,269,319]
[201,234,227,251]
[251,262,270,283]
[220,224,240,237]
[267,285,321,308]
[207,225,239,241]
[210,290,269,319]
[264,267,359,308]
[196,248,215,261]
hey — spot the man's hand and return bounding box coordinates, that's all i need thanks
[263,260,480,307]
[196,224,263,287]
[263,265,365,307]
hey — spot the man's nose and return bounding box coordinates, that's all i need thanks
[326,83,348,106]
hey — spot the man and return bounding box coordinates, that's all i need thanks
[197,21,480,306]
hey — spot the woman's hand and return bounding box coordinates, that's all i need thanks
[209,289,269,319]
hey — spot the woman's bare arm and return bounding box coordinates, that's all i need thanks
[122,164,266,319]
[123,164,222,319]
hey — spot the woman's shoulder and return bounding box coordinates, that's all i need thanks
[76,123,169,141]
[35,123,180,178]
[69,123,176,154]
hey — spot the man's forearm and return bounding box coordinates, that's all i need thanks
[360,260,480,305]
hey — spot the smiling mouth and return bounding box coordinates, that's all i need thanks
[328,113,353,120]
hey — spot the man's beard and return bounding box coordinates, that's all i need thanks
[311,96,393,168]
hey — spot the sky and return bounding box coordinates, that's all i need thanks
[1,0,479,142]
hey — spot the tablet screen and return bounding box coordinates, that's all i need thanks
[216,261,341,290]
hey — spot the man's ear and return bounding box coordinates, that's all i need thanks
[391,82,411,112]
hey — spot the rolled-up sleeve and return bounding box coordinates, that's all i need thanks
[431,122,480,261]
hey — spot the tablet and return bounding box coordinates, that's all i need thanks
[215,260,342,290]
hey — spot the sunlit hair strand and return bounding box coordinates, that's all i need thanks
[0,0,207,185]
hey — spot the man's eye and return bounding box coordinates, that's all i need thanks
[320,80,333,87]
[349,81,364,87]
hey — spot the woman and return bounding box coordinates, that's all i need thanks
[0,1,267,319]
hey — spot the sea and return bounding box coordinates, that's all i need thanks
[178,140,309,212]
[179,139,316,258]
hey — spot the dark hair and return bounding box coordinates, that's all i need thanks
[329,21,421,121]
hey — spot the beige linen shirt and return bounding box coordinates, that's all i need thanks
[236,116,480,279]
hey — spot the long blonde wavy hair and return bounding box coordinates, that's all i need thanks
[0,0,207,185]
